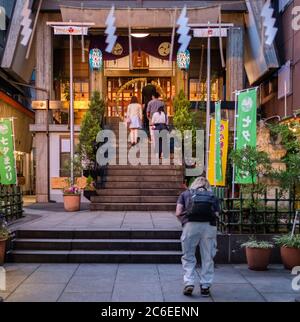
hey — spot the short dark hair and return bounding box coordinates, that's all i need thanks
[130,96,138,104]
[158,106,164,114]
[153,92,160,99]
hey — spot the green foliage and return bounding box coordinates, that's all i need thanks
[173,90,196,134]
[85,175,95,191]
[268,123,300,193]
[230,146,271,208]
[61,155,83,178]
[241,237,274,249]
[79,91,105,169]
[274,234,300,249]
[230,146,271,184]
[0,216,10,240]
[0,228,10,240]
[63,82,70,101]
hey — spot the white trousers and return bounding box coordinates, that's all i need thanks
[181,222,217,288]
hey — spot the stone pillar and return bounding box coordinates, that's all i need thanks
[226,26,244,129]
[35,13,53,203]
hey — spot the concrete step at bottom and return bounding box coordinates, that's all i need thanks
[16,230,182,239]
[13,238,181,251]
[10,250,182,263]
[90,203,176,211]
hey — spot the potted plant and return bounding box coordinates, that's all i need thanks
[83,175,97,201]
[274,234,300,270]
[63,179,81,212]
[0,214,10,265]
[241,238,274,271]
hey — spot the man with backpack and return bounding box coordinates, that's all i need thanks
[176,177,220,297]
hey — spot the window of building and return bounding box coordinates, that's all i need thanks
[189,79,221,102]
[59,136,80,177]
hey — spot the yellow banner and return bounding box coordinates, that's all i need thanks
[208,119,229,187]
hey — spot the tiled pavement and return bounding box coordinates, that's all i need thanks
[10,205,182,231]
[2,203,299,302]
[0,263,298,302]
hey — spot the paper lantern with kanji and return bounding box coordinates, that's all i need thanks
[177,49,190,70]
[89,48,103,70]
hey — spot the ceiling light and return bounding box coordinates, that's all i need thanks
[131,33,150,38]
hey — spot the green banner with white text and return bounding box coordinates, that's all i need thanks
[215,101,222,183]
[235,88,257,184]
[0,119,17,185]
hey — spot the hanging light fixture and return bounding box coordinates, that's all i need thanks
[177,49,191,70]
[89,48,103,70]
[131,33,150,38]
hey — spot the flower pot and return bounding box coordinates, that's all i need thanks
[63,194,81,212]
[245,248,272,271]
[280,247,300,270]
[0,239,7,265]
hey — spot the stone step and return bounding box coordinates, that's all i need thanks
[15,230,182,240]
[96,188,183,196]
[90,195,179,203]
[102,182,184,189]
[106,169,182,176]
[13,238,181,251]
[106,165,182,170]
[104,175,183,182]
[10,250,182,263]
[90,203,176,211]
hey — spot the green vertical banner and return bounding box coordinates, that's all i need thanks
[215,101,222,183]
[0,119,17,185]
[236,88,257,184]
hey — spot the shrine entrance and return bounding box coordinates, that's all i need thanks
[106,77,173,118]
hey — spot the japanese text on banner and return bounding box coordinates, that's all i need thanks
[235,89,257,184]
[0,119,17,185]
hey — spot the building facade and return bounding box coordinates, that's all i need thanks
[4,0,279,202]
[0,0,34,194]
[260,0,300,124]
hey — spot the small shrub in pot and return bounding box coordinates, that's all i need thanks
[241,239,274,271]
[274,234,300,270]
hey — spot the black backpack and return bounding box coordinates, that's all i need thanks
[186,189,216,223]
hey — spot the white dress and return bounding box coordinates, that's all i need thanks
[127,103,142,129]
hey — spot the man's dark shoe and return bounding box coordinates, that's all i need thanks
[200,287,211,297]
[183,285,194,296]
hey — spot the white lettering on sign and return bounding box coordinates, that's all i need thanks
[193,28,227,38]
[54,26,88,35]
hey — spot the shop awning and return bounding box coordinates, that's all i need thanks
[60,6,220,28]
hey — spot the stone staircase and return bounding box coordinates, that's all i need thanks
[90,117,184,211]
[10,229,182,263]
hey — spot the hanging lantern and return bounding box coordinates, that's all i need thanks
[89,48,103,70]
[177,49,190,70]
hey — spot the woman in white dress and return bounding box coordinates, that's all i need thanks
[151,106,168,158]
[126,96,143,146]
